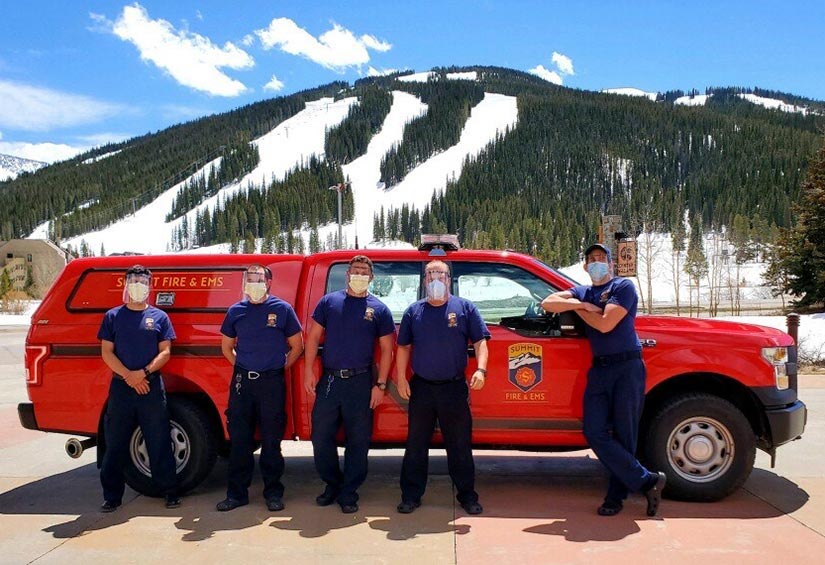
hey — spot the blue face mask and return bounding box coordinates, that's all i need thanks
[587,261,609,282]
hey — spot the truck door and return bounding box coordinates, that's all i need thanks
[451,262,592,447]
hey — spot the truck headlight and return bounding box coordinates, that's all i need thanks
[762,347,789,390]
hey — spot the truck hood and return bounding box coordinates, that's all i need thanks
[636,315,793,346]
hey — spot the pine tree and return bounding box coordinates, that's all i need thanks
[0,270,12,298]
[769,137,825,306]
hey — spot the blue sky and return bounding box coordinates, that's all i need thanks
[1,1,823,163]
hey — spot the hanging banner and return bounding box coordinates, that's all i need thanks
[617,240,637,277]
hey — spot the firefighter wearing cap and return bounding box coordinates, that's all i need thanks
[97,264,180,512]
[395,260,490,516]
[541,243,666,517]
[303,255,395,514]
[216,264,303,513]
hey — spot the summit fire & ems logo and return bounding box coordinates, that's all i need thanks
[508,343,542,392]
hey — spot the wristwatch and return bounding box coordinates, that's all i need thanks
[143,367,151,377]
[475,368,487,375]
[374,382,387,391]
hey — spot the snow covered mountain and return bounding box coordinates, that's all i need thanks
[30,85,518,255]
[0,153,46,182]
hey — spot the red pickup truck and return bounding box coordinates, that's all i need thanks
[18,243,806,502]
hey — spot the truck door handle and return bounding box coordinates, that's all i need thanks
[641,339,657,348]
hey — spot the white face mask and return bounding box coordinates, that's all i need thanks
[244,282,267,302]
[126,282,150,303]
[427,279,447,301]
[348,274,370,294]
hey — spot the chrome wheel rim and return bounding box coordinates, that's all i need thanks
[666,416,734,483]
[130,420,190,477]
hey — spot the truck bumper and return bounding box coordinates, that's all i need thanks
[18,402,38,431]
[766,400,806,447]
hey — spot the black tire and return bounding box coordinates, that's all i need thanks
[641,393,755,502]
[124,397,218,497]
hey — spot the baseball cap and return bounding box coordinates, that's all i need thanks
[584,243,612,262]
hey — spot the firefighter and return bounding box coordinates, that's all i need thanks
[216,264,304,512]
[395,260,490,515]
[98,264,180,512]
[303,255,395,514]
[541,243,666,517]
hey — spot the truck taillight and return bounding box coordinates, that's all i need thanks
[761,346,789,390]
[25,345,49,385]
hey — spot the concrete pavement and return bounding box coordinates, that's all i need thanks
[1,327,824,564]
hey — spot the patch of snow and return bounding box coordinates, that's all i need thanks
[674,94,710,106]
[0,300,40,326]
[446,71,478,81]
[398,72,435,83]
[81,149,122,165]
[602,88,658,101]
[738,93,810,115]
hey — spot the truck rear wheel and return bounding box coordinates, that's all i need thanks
[124,397,218,497]
[642,393,755,501]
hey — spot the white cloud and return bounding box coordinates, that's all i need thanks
[241,33,255,47]
[0,79,124,132]
[551,51,574,76]
[360,34,392,52]
[367,66,398,77]
[75,132,131,147]
[528,65,563,85]
[0,140,87,164]
[263,75,285,92]
[256,18,392,72]
[104,3,254,97]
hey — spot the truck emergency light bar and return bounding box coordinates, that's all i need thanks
[418,234,461,254]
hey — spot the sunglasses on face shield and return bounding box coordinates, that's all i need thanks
[425,270,449,278]
[125,274,151,285]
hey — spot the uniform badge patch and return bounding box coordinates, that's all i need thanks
[447,312,458,328]
[364,307,375,321]
[600,290,611,304]
[508,343,542,392]
[145,318,155,330]
[267,313,277,327]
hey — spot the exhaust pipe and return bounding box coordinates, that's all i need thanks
[65,437,96,459]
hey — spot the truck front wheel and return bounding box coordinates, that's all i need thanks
[642,393,756,501]
[124,397,218,497]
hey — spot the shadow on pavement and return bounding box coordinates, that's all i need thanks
[0,453,810,544]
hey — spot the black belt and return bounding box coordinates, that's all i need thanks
[413,373,465,385]
[592,350,642,367]
[235,366,285,379]
[324,366,372,379]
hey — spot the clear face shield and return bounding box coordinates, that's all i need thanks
[243,270,269,303]
[424,268,450,301]
[122,273,152,304]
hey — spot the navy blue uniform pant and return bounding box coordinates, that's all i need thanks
[226,368,286,502]
[311,372,373,505]
[583,357,654,503]
[101,376,177,503]
[400,376,478,505]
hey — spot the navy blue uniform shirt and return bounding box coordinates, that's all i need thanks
[220,295,302,371]
[312,290,395,370]
[570,277,641,357]
[98,305,176,370]
[397,295,490,381]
